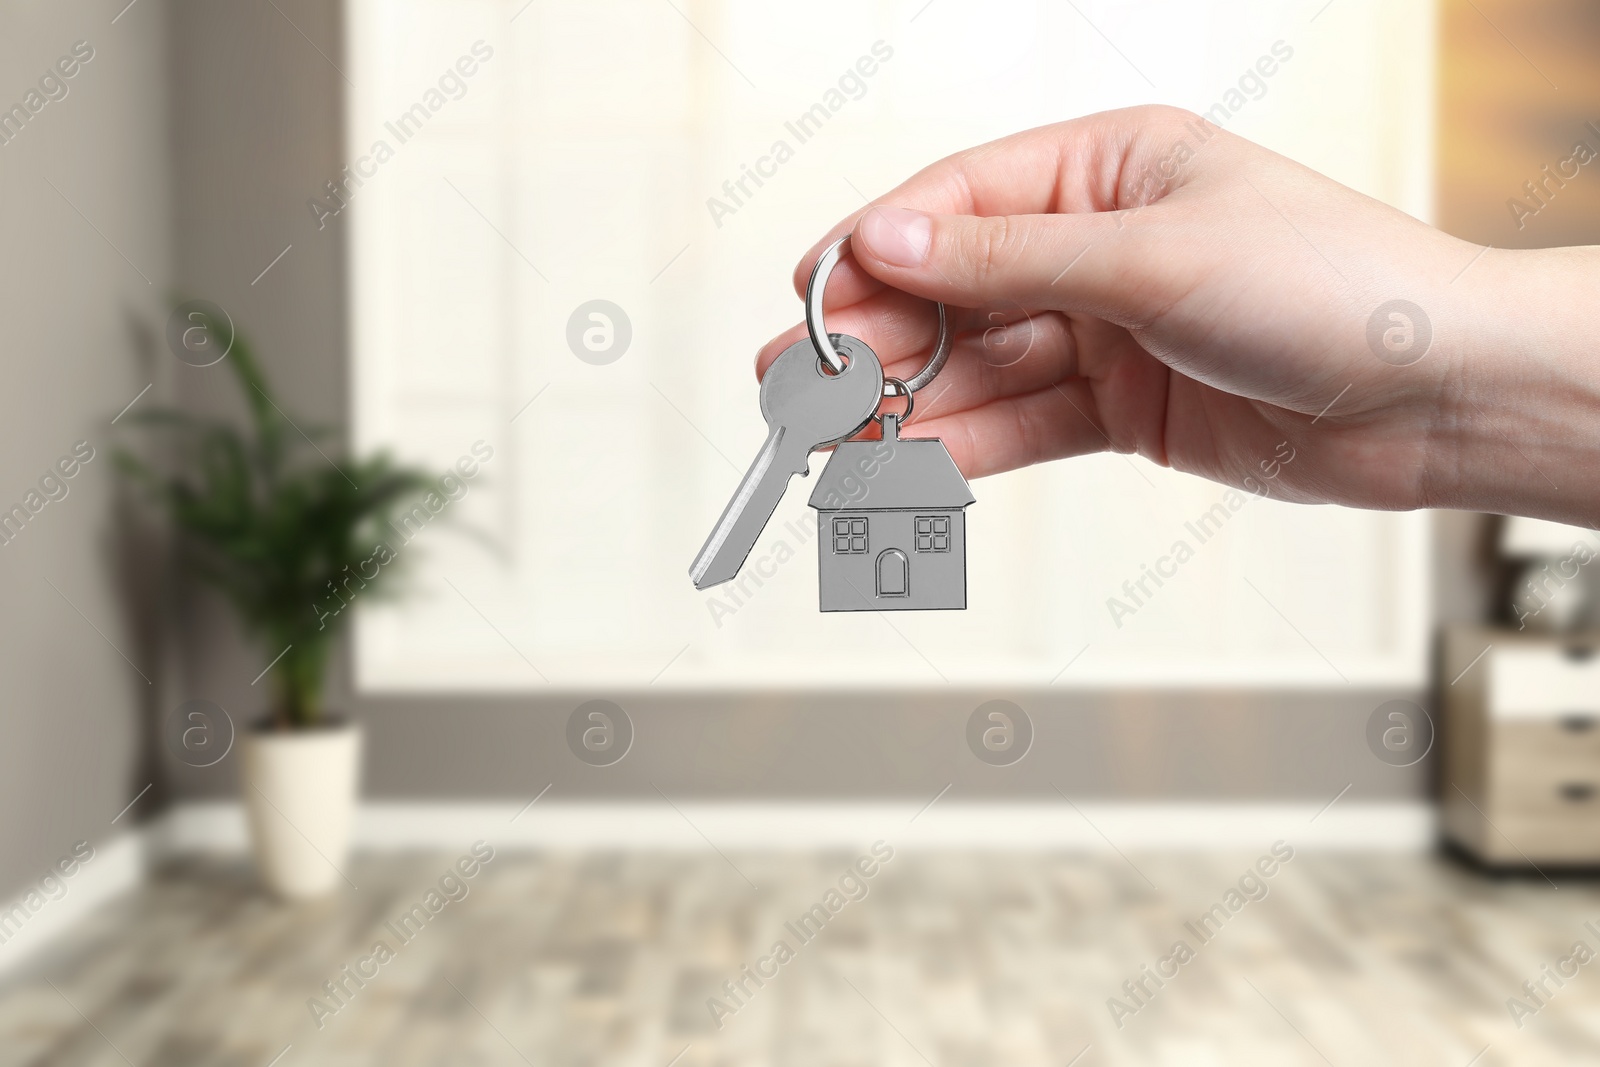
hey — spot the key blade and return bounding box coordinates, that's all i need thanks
[689,426,803,589]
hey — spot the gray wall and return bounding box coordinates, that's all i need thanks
[163,0,351,799]
[159,2,1492,808]
[0,1,171,896]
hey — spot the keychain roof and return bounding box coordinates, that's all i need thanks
[808,414,974,512]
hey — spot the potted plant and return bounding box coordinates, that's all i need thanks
[117,320,436,898]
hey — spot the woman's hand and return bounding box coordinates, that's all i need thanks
[757,106,1600,525]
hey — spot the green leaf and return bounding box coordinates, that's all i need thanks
[115,311,458,728]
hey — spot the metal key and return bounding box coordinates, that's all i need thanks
[690,334,884,590]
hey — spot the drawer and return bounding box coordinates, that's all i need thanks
[1492,717,1600,761]
[1494,770,1600,818]
[1471,813,1600,865]
[1490,720,1600,816]
[1489,643,1600,719]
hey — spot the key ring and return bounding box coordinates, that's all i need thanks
[875,377,913,424]
[806,233,951,394]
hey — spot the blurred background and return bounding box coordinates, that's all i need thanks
[2,0,1599,1063]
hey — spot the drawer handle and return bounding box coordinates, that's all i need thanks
[1561,715,1598,733]
[1560,783,1596,803]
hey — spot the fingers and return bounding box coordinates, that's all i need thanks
[757,300,1080,427]
[790,109,1177,291]
[911,377,1114,480]
[852,204,1186,327]
[754,287,1019,380]
[754,286,946,381]
[757,303,1095,473]
[789,106,1211,309]
[906,312,1079,422]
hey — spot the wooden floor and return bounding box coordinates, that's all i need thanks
[1,849,1597,1066]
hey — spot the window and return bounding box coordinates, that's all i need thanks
[832,517,869,554]
[915,516,951,553]
[349,0,1435,690]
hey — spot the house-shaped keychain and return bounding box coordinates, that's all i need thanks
[808,413,974,611]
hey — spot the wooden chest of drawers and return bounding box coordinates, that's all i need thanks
[1440,626,1600,865]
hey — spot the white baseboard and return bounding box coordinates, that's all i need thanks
[160,799,1436,853]
[0,832,145,979]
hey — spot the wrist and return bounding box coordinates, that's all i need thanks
[1435,245,1600,524]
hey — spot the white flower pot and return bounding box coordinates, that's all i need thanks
[240,720,362,900]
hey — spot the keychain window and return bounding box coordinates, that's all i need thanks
[915,516,951,553]
[833,517,869,554]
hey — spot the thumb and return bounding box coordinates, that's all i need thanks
[851,204,1179,326]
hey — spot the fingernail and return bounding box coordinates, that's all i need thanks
[858,206,931,268]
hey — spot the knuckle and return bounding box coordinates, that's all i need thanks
[969,214,1015,296]
[1010,398,1041,457]
[1148,103,1200,128]
[953,417,985,475]
[1120,103,1201,135]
